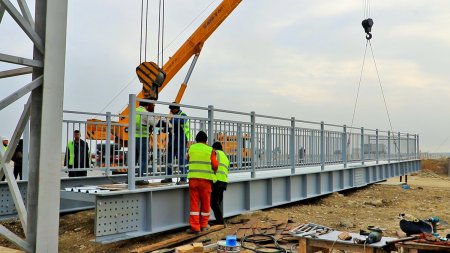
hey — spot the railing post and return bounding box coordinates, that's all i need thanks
[416,134,420,159]
[266,126,272,167]
[105,112,111,176]
[342,125,347,168]
[22,118,30,180]
[290,117,295,174]
[320,121,325,170]
[127,95,136,190]
[375,129,379,164]
[237,123,243,169]
[406,133,410,160]
[388,131,391,163]
[361,127,365,165]
[208,105,214,146]
[152,123,158,176]
[250,111,256,178]
[398,132,401,161]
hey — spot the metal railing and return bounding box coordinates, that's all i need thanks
[59,95,420,189]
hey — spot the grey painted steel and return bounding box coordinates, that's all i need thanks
[250,112,255,178]
[128,95,136,190]
[30,0,68,251]
[342,125,347,168]
[0,0,44,53]
[17,0,34,29]
[208,105,214,145]
[376,129,379,164]
[23,120,29,181]
[320,122,324,170]
[0,75,42,111]
[92,159,420,243]
[0,53,44,68]
[361,127,365,165]
[0,66,33,79]
[183,53,200,83]
[290,117,295,174]
[0,224,31,252]
[0,175,129,220]
[105,112,112,176]
[1,163,28,234]
[0,4,5,23]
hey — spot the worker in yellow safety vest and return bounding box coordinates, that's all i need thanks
[186,131,218,234]
[161,103,190,184]
[135,101,156,185]
[210,142,229,226]
[64,130,90,177]
[2,136,8,152]
[1,136,8,181]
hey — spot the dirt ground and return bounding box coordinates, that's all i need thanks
[1,159,449,252]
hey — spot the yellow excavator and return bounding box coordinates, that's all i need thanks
[86,0,248,170]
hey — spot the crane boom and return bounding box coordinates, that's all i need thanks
[122,0,242,118]
[87,0,242,142]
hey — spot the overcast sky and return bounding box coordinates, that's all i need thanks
[1,0,450,152]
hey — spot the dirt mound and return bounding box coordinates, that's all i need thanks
[421,158,450,175]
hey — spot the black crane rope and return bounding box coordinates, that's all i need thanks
[349,0,402,158]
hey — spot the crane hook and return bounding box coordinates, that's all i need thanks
[362,18,374,40]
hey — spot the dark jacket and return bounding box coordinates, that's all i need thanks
[64,139,90,168]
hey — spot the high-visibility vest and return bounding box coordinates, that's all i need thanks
[135,106,148,138]
[0,146,6,166]
[67,141,74,166]
[215,150,229,183]
[188,143,217,182]
[177,111,191,140]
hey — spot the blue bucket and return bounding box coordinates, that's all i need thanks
[226,235,237,246]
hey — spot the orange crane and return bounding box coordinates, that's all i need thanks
[87,0,242,143]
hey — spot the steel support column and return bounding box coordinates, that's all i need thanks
[27,0,68,252]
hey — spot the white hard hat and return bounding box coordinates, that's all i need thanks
[1,136,8,141]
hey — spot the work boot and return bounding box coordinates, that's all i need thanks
[161,178,173,183]
[176,180,188,185]
[186,228,200,234]
[201,224,210,232]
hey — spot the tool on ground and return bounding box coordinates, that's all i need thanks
[289,223,333,238]
[385,235,419,245]
[354,226,383,244]
[425,216,440,237]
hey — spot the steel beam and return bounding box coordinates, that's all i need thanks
[33,0,68,251]
[92,159,421,243]
[17,0,34,29]
[0,96,31,180]
[0,225,31,252]
[0,0,44,54]
[0,5,5,24]
[0,75,42,110]
[0,53,43,68]
[2,163,28,234]
[0,66,33,79]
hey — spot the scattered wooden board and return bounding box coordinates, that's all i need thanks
[131,225,225,253]
[0,246,25,253]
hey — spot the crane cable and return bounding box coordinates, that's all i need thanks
[157,0,166,68]
[349,0,402,158]
[97,1,216,115]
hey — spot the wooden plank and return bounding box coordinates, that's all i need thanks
[131,225,224,253]
[0,246,25,252]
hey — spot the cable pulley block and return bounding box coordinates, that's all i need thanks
[362,18,374,40]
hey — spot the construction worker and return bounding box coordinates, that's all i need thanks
[135,101,156,185]
[186,131,218,234]
[1,137,8,181]
[210,142,229,226]
[2,136,8,151]
[161,103,190,184]
[64,130,90,177]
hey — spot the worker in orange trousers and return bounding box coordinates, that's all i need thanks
[186,131,218,233]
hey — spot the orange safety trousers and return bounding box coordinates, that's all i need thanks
[189,178,212,231]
